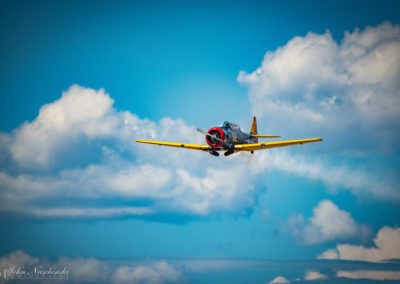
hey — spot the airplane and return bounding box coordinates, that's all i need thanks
[136,117,322,157]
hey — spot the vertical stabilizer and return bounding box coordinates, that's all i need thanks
[250,116,258,143]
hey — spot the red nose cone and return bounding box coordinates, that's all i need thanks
[206,127,225,148]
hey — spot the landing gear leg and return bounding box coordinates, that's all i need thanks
[209,150,219,157]
[224,149,235,156]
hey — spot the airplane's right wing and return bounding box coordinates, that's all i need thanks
[234,138,323,151]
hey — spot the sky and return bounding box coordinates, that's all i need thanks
[0,0,400,283]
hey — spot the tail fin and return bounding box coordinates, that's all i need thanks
[250,116,258,143]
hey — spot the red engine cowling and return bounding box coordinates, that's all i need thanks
[206,127,225,148]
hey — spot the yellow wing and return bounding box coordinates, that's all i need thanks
[234,138,323,151]
[136,140,210,151]
[136,138,323,152]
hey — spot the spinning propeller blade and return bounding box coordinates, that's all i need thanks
[197,128,225,142]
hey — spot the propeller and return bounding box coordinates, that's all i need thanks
[197,128,225,143]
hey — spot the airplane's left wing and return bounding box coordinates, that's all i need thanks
[136,140,210,151]
[234,138,323,151]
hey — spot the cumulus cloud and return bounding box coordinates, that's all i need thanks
[318,226,400,262]
[9,85,117,169]
[238,22,400,153]
[304,270,327,281]
[336,270,400,281]
[57,256,109,283]
[316,249,338,260]
[0,84,267,219]
[0,250,39,270]
[0,250,183,284]
[288,200,371,245]
[237,21,400,206]
[268,276,290,283]
[112,261,182,284]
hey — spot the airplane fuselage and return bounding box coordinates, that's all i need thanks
[206,121,256,150]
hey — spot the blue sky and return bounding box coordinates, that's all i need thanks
[1,1,400,283]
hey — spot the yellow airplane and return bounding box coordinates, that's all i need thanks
[136,117,322,157]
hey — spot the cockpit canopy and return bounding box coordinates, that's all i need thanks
[223,121,240,131]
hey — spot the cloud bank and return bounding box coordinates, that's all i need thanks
[0,250,183,284]
[336,270,400,281]
[3,250,399,283]
[318,226,400,262]
[0,82,398,220]
[0,85,268,219]
[238,22,400,153]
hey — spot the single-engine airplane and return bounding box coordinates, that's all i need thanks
[136,117,322,156]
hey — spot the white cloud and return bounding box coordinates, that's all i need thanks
[0,250,39,270]
[238,22,400,153]
[304,270,327,281]
[5,84,206,172]
[288,200,371,245]
[0,250,183,284]
[0,251,40,284]
[57,256,109,283]
[336,270,400,280]
[268,276,290,283]
[237,21,400,206]
[318,226,400,262]
[316,249,338,260]
[0,85,268,219]
[112,261,182,284]
[10,85,117,169]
